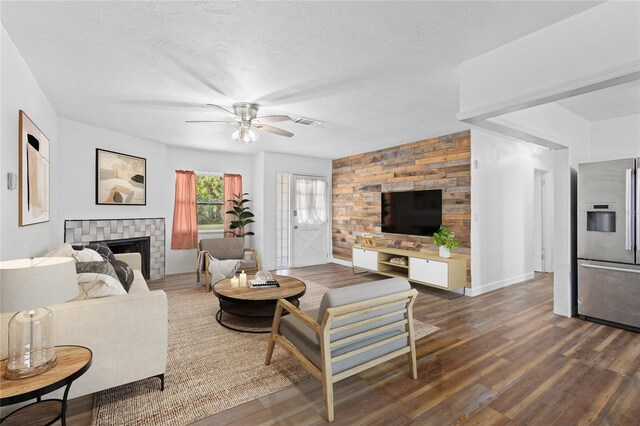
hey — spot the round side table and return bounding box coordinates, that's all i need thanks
[0,345,92,426]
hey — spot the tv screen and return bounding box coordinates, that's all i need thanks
[381,190,442,237]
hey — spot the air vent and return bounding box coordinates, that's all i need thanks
[292,117,323,127]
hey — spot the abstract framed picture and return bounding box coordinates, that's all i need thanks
[96,149,146,205]
[19,110,50,226]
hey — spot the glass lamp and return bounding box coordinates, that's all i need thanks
[0,257,78,379]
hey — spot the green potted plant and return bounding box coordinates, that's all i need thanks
[226,192,255,238]
[432,225,460,258]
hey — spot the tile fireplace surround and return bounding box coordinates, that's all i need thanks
[64,218,165,280]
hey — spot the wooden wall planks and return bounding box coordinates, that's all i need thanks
[332,130,472,285]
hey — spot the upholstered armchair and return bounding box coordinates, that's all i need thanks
[197,238,260,291]
[265,277,418,422]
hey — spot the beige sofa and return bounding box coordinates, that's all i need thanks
[0,253,168,402]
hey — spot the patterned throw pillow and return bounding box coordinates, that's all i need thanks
[83,242,116,262]
[72,248,104,263]
[74,261,126,300]
[110,260,134,292]
[45,243,75,258]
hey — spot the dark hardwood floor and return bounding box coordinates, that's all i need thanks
[67,264,640,425]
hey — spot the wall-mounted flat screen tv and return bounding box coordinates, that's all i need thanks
[381,189,442,237]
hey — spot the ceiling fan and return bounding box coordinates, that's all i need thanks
[186,102,293,143]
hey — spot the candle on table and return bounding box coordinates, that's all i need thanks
[230,276,239,288]
[239,270,247,287]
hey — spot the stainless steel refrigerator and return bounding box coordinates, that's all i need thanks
[578,157,640,330]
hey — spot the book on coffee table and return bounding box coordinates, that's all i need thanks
[249,279,280,288]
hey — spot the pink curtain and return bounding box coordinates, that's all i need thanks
[223,173,243,238]
[171,170,198,249]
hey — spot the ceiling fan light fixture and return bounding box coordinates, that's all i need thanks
[192,102,294,142]
[231,124,259,144]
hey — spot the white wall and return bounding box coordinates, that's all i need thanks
[459,1,640,116]
[590,113,640,161]
[470,128,554,296]
[252,152,332,271]
[57,118,253,275]
[1,25,59,260]
[57,118,168,223]
[490,103,592,164]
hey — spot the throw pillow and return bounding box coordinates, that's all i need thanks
[72,248,104,263]
[110,260,134,292]
[44,243,75,258]
[74,261,126,300]
[84,242,116,262]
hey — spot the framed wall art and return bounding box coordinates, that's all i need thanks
[96,149,146,205]
[19,110,50,226]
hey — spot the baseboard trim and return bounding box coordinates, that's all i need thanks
[466,272,535,297]
[330,257,352,267]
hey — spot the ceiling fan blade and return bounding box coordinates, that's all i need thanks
[186,120,238,124]
[256,115,291,123]
[206,104,240,120]
[256,124,294,137]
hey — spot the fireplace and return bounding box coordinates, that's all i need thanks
[64,218,165,280]
[95,237,151,280]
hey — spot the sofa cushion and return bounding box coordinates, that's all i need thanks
[199,238,244,260]
[74,261,127,300]
[111,260,134,292]
[128,270,150,294]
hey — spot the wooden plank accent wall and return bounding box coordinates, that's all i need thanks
[332,130,471,285]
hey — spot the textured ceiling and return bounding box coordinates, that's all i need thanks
[1,1,601,158]
[556,80,640,122]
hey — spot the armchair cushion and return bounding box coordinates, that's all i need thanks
[239,258,257,271]
[316,277,410,323]
[199,238,244,260]
[279,308,408,375]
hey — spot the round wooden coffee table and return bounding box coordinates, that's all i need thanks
[212,274,306,333]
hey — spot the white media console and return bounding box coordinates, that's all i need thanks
[352,246,467,291]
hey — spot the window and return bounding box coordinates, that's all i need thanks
[196,174,224,231]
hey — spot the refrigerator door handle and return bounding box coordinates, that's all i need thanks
[580,263,640,274]
[626,168,633,251]
[636,165,639,253]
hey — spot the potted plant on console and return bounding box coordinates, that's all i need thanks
[432,225,460,258]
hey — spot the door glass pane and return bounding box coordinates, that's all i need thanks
[295,177,327,225]
[276,173,291,268]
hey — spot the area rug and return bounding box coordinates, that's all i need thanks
[93,278,438,425]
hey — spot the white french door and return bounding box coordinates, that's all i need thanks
[292,175,328,267]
